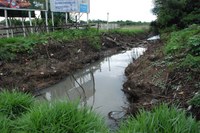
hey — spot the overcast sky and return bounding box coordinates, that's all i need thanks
[85,0,156,22]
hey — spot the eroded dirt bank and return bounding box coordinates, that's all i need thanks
[0,33,147,93]
[123,40,200,120]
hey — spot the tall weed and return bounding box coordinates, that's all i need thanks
[118,104,200,133]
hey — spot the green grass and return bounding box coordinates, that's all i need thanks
[0,91,109,133]
[0,90,34,119]
[16,101,109,133]
[0,114,13,133]
[1,91,200,133]
[188,92,200,107]
[164,25,200,69]
[0,27,148,60]
[0,28,102,60]
[117,104,200,133]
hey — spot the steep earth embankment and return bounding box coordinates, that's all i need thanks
[123,39,200,120]
[0,33,147,93]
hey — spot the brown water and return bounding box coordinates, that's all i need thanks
[35,47,146,127]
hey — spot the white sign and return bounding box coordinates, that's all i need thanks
[50,0,78,12]
[50,0,90,13]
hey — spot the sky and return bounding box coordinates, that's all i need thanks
[84,0,156,22]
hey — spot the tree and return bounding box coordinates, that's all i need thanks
[152,0,200,30]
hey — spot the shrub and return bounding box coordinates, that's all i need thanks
[17,101,109,133]
[118,104,200,133]
[0,90,34,119]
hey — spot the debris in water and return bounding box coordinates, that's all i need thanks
[147,35,160,41]
[108,111,126,120]
[40,72,44,75]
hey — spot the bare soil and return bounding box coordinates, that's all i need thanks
[123,40,200,120]
[0,33,147,93]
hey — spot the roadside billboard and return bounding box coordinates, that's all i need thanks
[50,0,78,12]
[50,0,90,13]
[79,0,89,13]
[0,0,47,11]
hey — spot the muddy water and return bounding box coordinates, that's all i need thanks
[35,47,146,127]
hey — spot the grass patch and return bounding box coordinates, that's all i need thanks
[17,101,109,133]
[0,90,34,119]
[0,27,147,60]
[0,114,13,133]
[188,92,200,107]
[0,28,102,60]
[118,104,200,133]
[164,25,200,69]
[0,91,109,132]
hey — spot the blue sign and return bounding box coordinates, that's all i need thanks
[80,4,87,13]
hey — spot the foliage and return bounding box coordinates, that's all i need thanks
[0,35,43,60]
[17,101,109,133]
[0,90,34,119]
[118,104,200,133]
[0,114,13,133]
[188,93,200,107]
[152,0,200,31]
[0,29,102,60]
[181,54,200,68]
[164,25,200,69]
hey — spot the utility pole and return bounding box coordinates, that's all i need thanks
[107,12,109,30]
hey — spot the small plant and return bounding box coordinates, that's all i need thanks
[17,101,109,133]
[181,54,200,68]
[118,104,200,133]
[0,90,34,119]
[188,93,200,107]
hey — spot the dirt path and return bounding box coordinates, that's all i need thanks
[123,40,200,120]
[0,33,147,93]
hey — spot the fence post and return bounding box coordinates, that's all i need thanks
[45,11,49,33]
[28,11,33,33]
[4,10,9,38]
[51,12,54,31]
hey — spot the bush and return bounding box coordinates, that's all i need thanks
[17,101,109,133]
[0,90,34,119]
[118,104,200,133]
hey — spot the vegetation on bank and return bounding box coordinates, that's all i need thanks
[0,91,199,133]
[0,28,146,61]
[118,104,200,133]
[0,90,109,133]
[152,0,200,31]
[164,25,200,69]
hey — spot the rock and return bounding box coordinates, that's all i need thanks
[0,61,3,66]
[150,99,159,104]
[148,54,159,61]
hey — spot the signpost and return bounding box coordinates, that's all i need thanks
[50,0,90,13]
[0,0,47,11]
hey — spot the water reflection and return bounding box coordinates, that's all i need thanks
[35,47,146,121]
